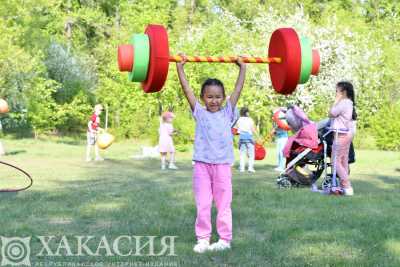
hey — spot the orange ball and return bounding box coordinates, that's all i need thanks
[255,142,266,160]
[0,99,9,113]
[97,132,115,150]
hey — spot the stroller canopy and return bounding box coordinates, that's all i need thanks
[286,105,312,132]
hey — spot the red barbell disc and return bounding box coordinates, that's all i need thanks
[272,110,291,131]
[141,24,170,93]
[118,45,134,72]
[268,28,302,95]
[311,49,320,75]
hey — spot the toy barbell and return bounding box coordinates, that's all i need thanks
[118,24,320,95]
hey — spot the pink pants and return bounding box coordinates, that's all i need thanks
[193,162,232,242]
[332,133,353,188]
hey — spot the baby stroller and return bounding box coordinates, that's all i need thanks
[276,106,355,192]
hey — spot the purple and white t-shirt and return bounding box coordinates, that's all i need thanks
[192,100,235,164]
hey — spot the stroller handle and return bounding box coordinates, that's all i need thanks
[322,127,349,138]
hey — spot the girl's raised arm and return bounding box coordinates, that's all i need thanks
[176,55,196,111]
[229,57,246,108]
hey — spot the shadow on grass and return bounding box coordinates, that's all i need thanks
[4,149,27,156]
[0,191,18,198]
[55,139,84,146]
[376,174,400,186]
[0,158,399,266]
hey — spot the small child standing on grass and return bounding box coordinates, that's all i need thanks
[272,108,289,172]
[236,107,257,173]
[159,111,178,170]
[176,54,246,253]
[86,104,104,162]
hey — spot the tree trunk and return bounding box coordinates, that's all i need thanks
[105,105,109,130]
[115,5,121,32]
[158,97,163,116]
[115,111,120,129]
[0,141,5,156]
[65,0,73,52]
[187,0,196,26]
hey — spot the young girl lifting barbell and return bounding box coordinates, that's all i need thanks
[176,54,246,253]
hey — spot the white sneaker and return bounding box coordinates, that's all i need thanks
[343,187,354,196]
[248,168,255,173]
[311,183,319,192]
[193,239,209,253]
[274,167,284,172]
[239,168,245,173]
[86,158,92,162]
[168,163,178,170]
[208,239,231,252]
[95,157,104,161]
[161,165,166,170]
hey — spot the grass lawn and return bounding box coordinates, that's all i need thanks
[0,137,399,266]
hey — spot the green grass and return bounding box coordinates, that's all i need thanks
[0,138,399,266]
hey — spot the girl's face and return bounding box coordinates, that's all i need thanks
[164,117,173,123]
[201,85,225,113]
[335,87,346,99]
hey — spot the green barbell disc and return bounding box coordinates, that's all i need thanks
[299,37,312,84]
[128,34,150,82]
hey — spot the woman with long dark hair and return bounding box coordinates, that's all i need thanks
[329,81,357,196]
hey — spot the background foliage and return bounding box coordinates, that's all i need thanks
[0,0,399,150]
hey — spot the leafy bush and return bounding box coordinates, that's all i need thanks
[55,91,93,134]
[26,78,59,137]
[45,42,97,103]
[370,101,400,151]
[352,130,377,150]
[172,110,195,145]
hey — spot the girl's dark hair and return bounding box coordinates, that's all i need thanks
[200,78,225,98]
[240,107,249,117]
[336,81,357,120]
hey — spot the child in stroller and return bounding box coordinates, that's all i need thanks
[276,106,355,193]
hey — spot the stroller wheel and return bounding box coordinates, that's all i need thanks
[322,175,332,191]
[277,175,292,188]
